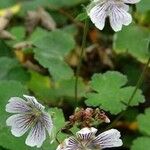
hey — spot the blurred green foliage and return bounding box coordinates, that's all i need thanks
[0,0,150,150]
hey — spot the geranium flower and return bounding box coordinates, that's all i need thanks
[6,95,53,148]
[87,0,141,31]
[56,127,123,150]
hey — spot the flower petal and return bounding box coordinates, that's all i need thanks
[23,95,45,110]
[119,3,129,11]
[6,114,32,137]
[65,137,80,150]
[6,97,31,113]
[76,127,97,140]
[109,5,132,31]
[42,112,53,134]
[122,0,141,4]
[25,121,46,148]
[56,145,62,150]
[92,129,123,149]
[93,0,106,3]
[88,3,108,30]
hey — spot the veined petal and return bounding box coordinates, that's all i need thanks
[122,0,141,4]
[66,137,80,150]
[25,121,46,148]
[88,3,109,30]
[6,97,31,113]
[93,129,123,149]
[115,5,132,26]
[23,95,45,110]
[42,112,53,134]
[93,0,106,3]
[76,127,97,140]
[109,8,122,31]
[118,3,129,11]
[121,11,132,26]
[109,5,132,31]
[6,114,32,137]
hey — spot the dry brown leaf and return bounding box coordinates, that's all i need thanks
[25,10,40,34]
[0,10,16,40]
[38,7,56,30]
[13,41,33,50]
[98,48,114,69]
[15,50,26,63]
[0,30,15,40]
[0,11,13,31]
[0,17,9,31]
[25,7,56,34]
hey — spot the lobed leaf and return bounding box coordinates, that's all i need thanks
[137,108,150,136]
[113,25,150,64]
[33,30,75,81]
[85,71,145,114]
[131,137,150,150]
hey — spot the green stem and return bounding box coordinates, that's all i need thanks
[107,57,150,129]
[55,130,61,144]
[75,19,89,104]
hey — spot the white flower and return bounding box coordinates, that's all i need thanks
[87,0,141,32]
[56,127,123,150]
[6,95,53,148]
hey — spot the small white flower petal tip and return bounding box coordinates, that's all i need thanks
[56,127,123,150]
[6,95,53,148]
[87,0,141,32]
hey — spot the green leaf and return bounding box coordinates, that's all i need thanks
[0,57,18,79]
[29,27,48,43]
[27,70,53,101]
[49,108,65,138]
[50,77,86,99]
[20,0,49,15]
[28,71,86,103]
[113,25,150,64]
[123,108,139,122]
[21,0,87,15]
[131,137,150,150]
[85,71,145,114]
[0,146,5,150]
[75,12,88,21]
[0,0,17,8]
[6,67,30,84]
[47,0,88,8]
[0,81,29,150]
[0,57,30,83]
[121,62,142,86]
[137,108,150,136]
[137,0,150,13]
[0,40,12,57]
[62,25,78,36]
[33,30,75,81]
[41,108,66,150]
[10,26,26,42]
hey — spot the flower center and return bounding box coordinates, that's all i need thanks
[32,108,42,118]
[79,139,100,150]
